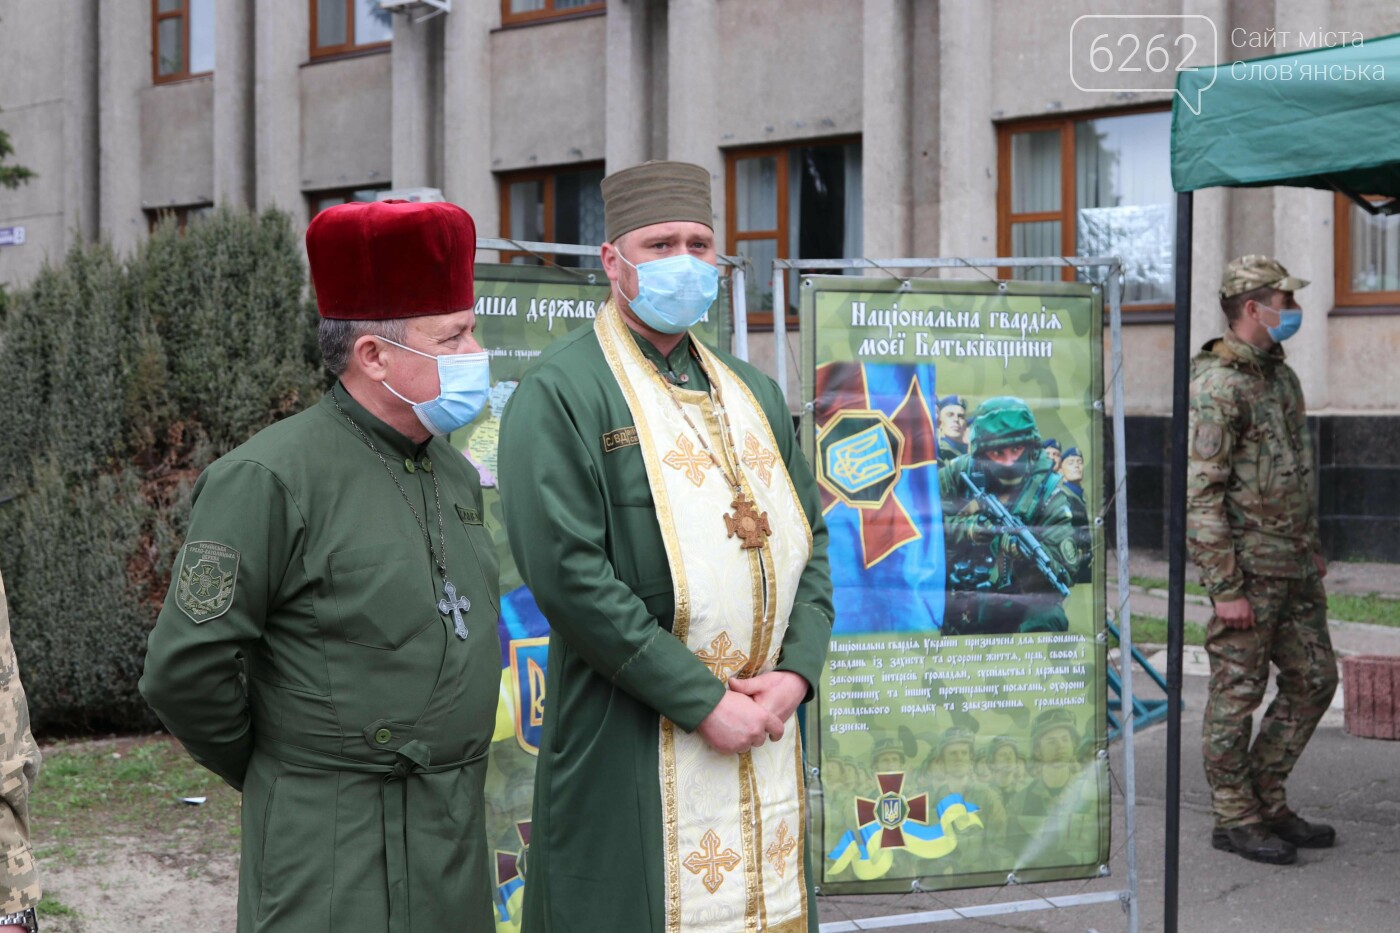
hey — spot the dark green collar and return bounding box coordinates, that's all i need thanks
[326,381,427,460]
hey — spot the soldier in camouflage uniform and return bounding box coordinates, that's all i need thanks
[0,570,41,933]
[1187,255,1338,866]
[939,397,1079,634]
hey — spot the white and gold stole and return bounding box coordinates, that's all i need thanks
[596,300,814,933]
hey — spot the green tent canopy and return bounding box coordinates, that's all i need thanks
[1172,31,1400,197]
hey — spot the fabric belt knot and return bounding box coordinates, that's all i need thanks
[383,739,433,933]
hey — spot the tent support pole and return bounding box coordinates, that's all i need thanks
[1166,190,1194,933]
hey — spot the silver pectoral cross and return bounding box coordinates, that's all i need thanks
[437,580,471,641]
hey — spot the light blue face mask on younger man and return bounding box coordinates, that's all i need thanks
[377,336,491,436]
[618,252,720,334]
[1259,303,1303,343]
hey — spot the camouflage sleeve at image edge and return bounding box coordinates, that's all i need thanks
[0,571,42,912]
[1185,367,1245,601]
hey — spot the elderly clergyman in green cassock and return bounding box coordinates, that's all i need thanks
[498,161,834,932]
[141,200,500,932]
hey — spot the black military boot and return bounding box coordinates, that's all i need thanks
[1211,823,1297,864]
[1264,812,1336,848]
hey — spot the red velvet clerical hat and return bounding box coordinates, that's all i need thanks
[307,199,477,320]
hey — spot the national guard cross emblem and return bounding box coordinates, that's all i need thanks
[175,541,239,624]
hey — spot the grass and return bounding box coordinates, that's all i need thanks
[33,735,241,865]
[1130,575,1207,597]
[1130,576,1400,629]
[1328,593,1400,628]
[1109,614,1207,647]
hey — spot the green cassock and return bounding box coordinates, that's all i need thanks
[497,327,834,932]
[140,383,500,933]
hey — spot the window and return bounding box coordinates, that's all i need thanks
[311,0,393,59]
[152,0,215,83]
[502,0,605,27]
[145,204,214,234]
[1335,194,1400,309]
[498,164,605,268]
[725,140,863,326]
[308,185,392,217]
[998,108,1174,308]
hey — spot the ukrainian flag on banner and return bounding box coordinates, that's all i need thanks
[814,362,945,634]
[827,788,983,880]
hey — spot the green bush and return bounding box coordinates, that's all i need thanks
[0,207,328,733]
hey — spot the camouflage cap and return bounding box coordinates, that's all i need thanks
[1219,255,1309,299]
[936,726,976,758]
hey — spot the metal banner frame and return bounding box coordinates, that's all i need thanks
[774,255,1140,933]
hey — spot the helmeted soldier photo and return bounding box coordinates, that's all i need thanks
[938,397,1078,635]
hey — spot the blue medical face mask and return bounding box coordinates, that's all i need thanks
[377,336,491,436]
[1257,302,1302,343]
[618,252,720,335]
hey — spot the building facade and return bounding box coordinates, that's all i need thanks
[1,0,1397,555]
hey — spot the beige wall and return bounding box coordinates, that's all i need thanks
[489,17,606,173]
[299,54,393,195]
[715,0,862,149]
[1328,316,1400,412]
[140,78,215,209]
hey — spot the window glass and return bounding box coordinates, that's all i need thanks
[1074,111,1173,303]
[508,180,545,244]
[1011,131,1060,213]
[510,0,547,10]
[1011,222,1062,282]
[737,239,778,312]
[355,0,394,45]
[1002,110,1173,303]
[736,157,778,233]
[189,0,216,74]
[554,168,605,268]
[157,17,183,76]
[1348,206,1400,294]
[158,0,181,13]
[317,0,349,48]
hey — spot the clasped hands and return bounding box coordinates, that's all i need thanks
[695,670,807,756]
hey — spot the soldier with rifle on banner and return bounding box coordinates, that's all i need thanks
[938,397,1079,635]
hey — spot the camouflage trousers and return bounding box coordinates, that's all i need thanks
[1202,572,1338,828]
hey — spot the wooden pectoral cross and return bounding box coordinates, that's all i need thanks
[438,580,471,641]
[724,494,772,549]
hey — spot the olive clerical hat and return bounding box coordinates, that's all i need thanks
[601,161,714,243]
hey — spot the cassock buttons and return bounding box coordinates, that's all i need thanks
[679,374,690,384]
[374,728,393,745]
[421,459,433,472]
[403,458,416,474]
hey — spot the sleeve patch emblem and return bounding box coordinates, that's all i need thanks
[175,541,239,624]
[1193,421,1224,460]
[601,426,640,454]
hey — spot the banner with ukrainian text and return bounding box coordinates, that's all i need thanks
[454,263,729,929]
[800,276,1109,893]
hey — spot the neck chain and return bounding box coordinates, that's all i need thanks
[651,343,773,550]
[653,343,742,494]
[332,393,472,640]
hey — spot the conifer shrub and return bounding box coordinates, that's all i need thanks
[0,207,327,733]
